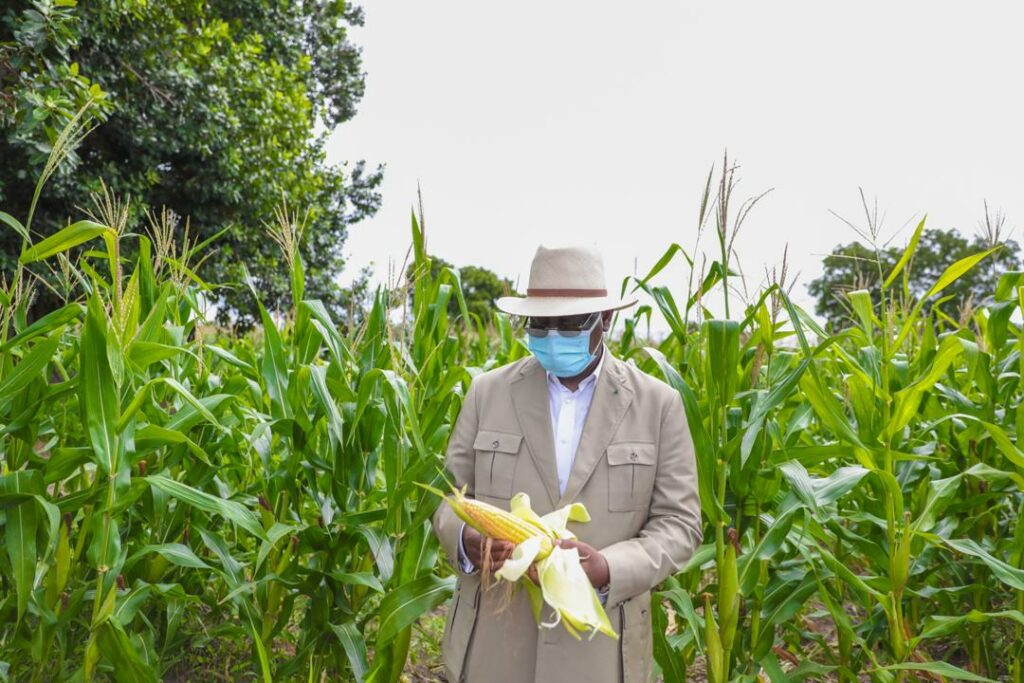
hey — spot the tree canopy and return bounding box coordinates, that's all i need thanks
[1,0,380,326]
[807,226,1020,329]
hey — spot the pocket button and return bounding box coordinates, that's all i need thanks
[491,440,500,448]
[630,451,638,462]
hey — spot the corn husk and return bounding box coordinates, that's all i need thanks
[423,484,616,640]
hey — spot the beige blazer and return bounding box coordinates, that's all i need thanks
[432,353,703,683]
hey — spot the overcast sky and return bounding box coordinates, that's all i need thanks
[327,2,1023,327]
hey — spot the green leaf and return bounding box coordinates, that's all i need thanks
[145,475,268,541]
[651,597,687,683]
[941,538,1024,591]
[738,507,798,595]
[4,499,37,623]
[19,220,114,263]
[94,619,160,683]
[884,335,963,439]
[0,333,60,398]
[134,425,210,464]
[375,573,454,645]
[924,246,1001,299]
[643,346,724,525]
[847,289,874,334]
[80,294,120,474]
[629,243,694,291]
[328,571,385,594]
[704,319,740,405]
[127,543,211,570]
[0,303,82,352]
[914,609,1024,644]
[883,216,926,289]
[874,661,997,682]
[330,622,369,683]
[0,210,30,242]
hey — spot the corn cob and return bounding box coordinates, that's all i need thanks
[421,483,554,559]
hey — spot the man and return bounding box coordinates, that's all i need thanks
[432,245,703,683]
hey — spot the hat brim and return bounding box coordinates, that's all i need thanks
[495,295,638,318]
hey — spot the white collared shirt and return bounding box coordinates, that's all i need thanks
[545,346,605,497]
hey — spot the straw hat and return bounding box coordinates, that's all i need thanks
[496,245,638,318]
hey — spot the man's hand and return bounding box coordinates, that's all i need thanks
[525,538,610,587]
[554,538,610,588]
[462,524,514,571]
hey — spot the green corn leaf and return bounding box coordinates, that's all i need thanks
[884,335,963,439]
[941,538,1024,591]
[643,346,724,525]
[914,609,1024,644]
[117,376,225,433]
[309,364,344,448]
[19,220,114,264]
[651,597,687,683]
[127,341,183,369]
[0,303,82,352]
[94,619,160,683]
[127,543,211,570]
[738,507,799,595]
[847,289,874,334]
[375,573,454,645]
[704,319,740,406]
[873,661,997,682]
[882,216,926,289]
[80,293,120,474]
[924,246,1001,299]
[0,332,60,398]
[327,571,385,593]
[134,425,210,464]
[330,622,369,683]
[146,475,268,541]
[0,210,30,242]
[629,243,694,292]
[4,497,37,623]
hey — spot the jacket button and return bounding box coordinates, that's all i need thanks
[492,440,500,449]
[630,452,638,461]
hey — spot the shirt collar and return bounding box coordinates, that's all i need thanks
[545,344,606,393]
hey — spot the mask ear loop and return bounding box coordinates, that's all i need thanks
[577,311,603,337]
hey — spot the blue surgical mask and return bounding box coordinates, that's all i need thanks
[527,315,601,377]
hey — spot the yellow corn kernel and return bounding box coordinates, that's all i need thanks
[455,497,554,559]
[420,482,554,558]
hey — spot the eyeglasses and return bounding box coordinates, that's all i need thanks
[525,312,601,337]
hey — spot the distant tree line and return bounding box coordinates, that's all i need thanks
[808,223,1020,330]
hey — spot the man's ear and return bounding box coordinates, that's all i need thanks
[601,310,613,331]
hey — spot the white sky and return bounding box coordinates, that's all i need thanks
[327,2,1023,328]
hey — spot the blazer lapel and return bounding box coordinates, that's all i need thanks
[558,354,633,506]
[510,357,561,509]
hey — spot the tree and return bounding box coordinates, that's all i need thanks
[807,226,1021,330]
[1,0,381,327]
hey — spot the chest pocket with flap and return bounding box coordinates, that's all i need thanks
[473,430,523,499]
[606,442,656,511]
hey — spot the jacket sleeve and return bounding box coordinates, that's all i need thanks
[601,392,704,608]
[432,378,480,568]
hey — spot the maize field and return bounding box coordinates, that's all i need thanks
[1,148,1023,682]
